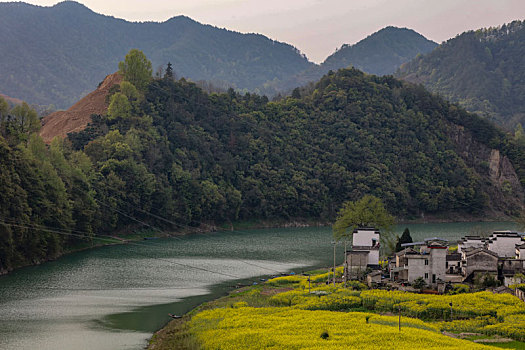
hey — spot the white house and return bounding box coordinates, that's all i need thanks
[346,228,381,277]
[391,239,448,286]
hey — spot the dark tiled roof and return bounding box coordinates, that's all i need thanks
[446,253,461,261]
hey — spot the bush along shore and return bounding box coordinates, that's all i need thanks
[148,268,525,350]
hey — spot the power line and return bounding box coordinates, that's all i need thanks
[89,187,290,273]
[0,220,242,279]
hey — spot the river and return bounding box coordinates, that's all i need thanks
[0,222,517,349]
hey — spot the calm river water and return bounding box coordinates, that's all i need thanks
[0,222,517,349]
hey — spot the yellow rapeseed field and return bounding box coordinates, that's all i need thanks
[189,307,496,349]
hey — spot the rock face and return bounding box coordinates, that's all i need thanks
[448,125,524,215]
[39,73,121,143]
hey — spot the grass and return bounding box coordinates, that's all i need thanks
[481,342,525,350]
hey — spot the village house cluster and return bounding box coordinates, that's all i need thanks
[344,228,525,289]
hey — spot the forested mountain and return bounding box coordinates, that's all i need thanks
[2,50,525,273]
[0,1,312,108]
[0,2,438,110]
[262,27,438,94]
[397,20,525,129]
[322,27,438,76]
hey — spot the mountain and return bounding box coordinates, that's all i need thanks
[40,72,121,143]
[0,93,23,107]
[0,1,313,109]
[0,2,440,110]
[270,26,438,94]
[3,59,525,272]
[322,26,438,76]
[396,20,525,129]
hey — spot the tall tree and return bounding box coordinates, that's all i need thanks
[118,49,152,91]
[333,195,395,242]
[165,62,174,80]
[395,228,413,252]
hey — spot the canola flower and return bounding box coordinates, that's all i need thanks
[264,273,525,341]
[189,307,497,350]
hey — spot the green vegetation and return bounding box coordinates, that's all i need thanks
[149,269,525,349]
[333,195,394,240]
[397,20,525,129]
[395,228,413,252]
[2,48,525,273]
[322,26,437,76]
[0,1,312,108]
[118,49,153,91]
[0,3,438,109]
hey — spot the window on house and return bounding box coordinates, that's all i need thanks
[424,273,429,279]
[425,259,429,265]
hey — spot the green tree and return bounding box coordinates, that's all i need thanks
[107,93,132,120]
[395,228,413,252]
[165,62,174,80]
[0,96,8,125]
[8,102,40,142]
[412,276,426,290]
[333,195,395,241]
[118,49,152,91]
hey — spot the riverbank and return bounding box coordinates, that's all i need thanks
[2,215,518,277]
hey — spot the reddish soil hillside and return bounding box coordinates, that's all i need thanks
[40,72,122,143]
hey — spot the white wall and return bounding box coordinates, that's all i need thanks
[407,258,427,283]
[353,229,380,247]
[487,236,523,257]
[429,248,447,283]
[368,249,379,266]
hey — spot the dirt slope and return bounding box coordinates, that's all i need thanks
[40,73,122,143]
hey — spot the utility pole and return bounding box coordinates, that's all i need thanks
[344,240,347,288]
[398,304,401,332]
[333,241,336,287]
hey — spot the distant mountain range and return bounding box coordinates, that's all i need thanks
[322,26,438,76]
[0,1,437,109]
[397,20,525,129]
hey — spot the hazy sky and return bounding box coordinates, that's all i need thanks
[5,0,525,62]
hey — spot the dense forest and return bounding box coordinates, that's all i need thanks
[268,26,438,96]
[397,20,525,129]
[0,2,436,109]
[322,27,437,76]
[2,50,525,274]
[0,1,312,108]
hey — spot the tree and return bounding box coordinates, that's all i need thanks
[333,195,395,241]
[118,49,152,91]
[165,62,174,80]
[395,228,413,252]
[291,87,301,99]
[107,93,132,120]
[0,96,8,124]
[8,102,40,143]
[412,276,426,290]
